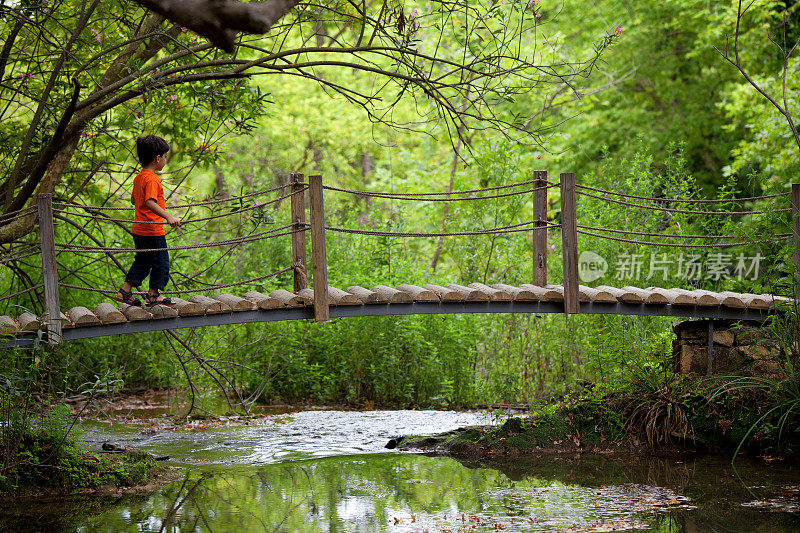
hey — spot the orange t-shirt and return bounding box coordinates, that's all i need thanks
[131,169,166,236]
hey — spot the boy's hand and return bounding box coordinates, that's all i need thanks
[145,199,181,228]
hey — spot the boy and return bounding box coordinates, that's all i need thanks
[114,135,181,307]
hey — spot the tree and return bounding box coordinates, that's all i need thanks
[0,0,617,244]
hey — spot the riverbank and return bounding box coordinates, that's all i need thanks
[0,428,176,497]
[391,383,800,462]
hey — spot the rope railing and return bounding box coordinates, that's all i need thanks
[0,242,40,263]
[322,182,557,201]
[577,228,792,248]
[575,183,792,203]
[53,187,306,225]
[576,224,794,241]
[574,188,791,216]
[0,205,37,224]
[325,220,560,238]
[53,224,306,254]
[59,266,293,296]
[56,182,294,212]
[1,249,42,264]
[0,283,43,303]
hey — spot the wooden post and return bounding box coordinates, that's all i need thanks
[308,175,329,321]
[532,170,548,287]
[793,183,800,297]
[37,194,62,344]
[707,320,714,376]
[559,172,579,314]
[290,172,308,292]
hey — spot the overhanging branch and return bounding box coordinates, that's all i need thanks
[131,0,304,52]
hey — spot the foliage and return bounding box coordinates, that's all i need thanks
[0,0,799,453]
[707,303,800,459]
[0,426,157,493]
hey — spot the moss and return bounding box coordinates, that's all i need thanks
[0,429,160,494]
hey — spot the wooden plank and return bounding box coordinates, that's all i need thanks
[243,291,285,310]
[423,284,464,302]
[346,286,387,304]
[397,284,439,302]
[693,289,731,307]
[719,291,768,310]
[708,290,746,309]
[644,287,696,306]
[119,303,151,321]
[67,306,101,327]
[37,194,61,344]
[595,285,644,304]
[520,283,563,302]
[492,283,538,301]
[445,283,489,301]
[290,172,308,292]
[17,312,40,332]
[213,293,257,311]
[671,288,718,307]
[372,285,413,303]
[532,170,548,287]
[578,285,616,303]
[328,286,362,305]
[188,295,229,314]
[149,304,179,319]
[468,282,511,301]
[93,302,126,324]
[560,173,579,314]
[308,174,329,321]
[621,286,669,305]
[171,297,206,316]
[0,316,18,335]
[297,288,315,305]
[270,289,305,307]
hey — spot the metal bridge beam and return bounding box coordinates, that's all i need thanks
[0,301,774,348]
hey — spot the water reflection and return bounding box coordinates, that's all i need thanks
[5,454,798,532]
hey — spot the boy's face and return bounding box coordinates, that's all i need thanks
[154,153,167,171]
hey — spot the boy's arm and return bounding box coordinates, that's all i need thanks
[145,198,181,227]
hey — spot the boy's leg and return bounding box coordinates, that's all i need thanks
[147,235,170,296]
[125,234,155,289]
[116,234,153,305]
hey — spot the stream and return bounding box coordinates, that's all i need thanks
[2,408,799,532]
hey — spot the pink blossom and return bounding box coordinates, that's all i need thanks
[550,244,556,251]
[168,94,178,101]
[253,200,264,206]
[91,28,102,43]
[615,27,624,36]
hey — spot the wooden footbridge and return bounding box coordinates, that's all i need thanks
[1,173,798,349]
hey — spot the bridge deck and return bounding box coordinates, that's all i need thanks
[0,283,790,348]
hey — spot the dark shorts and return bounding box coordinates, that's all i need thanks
[125,234,170,291]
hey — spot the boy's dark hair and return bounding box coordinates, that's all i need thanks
[136,135,170,166]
